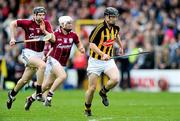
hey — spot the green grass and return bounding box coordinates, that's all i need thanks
[0,90,180,121]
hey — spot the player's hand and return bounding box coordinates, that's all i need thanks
[42,55,48,62]
[79,47,85,54]
[9,38,16,46]
[102,53,110,61]
[40,20,45,33]
[119,48,124,55]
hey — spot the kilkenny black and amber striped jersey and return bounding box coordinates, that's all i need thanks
[89,21,120,60]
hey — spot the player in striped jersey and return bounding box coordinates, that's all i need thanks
[84,7,124,116]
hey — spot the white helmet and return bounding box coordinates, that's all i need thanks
[58,16,73,28]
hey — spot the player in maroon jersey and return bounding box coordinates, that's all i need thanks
[7,6,54,109]
[24,16,85,110]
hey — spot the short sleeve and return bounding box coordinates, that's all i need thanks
[89,23,103,45]
[16,19,29,29]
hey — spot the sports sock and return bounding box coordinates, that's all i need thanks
[85,103,91,110]
[47,91,54,98]
[11,89,18,97]
[102,86,109,94]
[29,96,35,101]
[36,85,42,94]
[32,93,36,99]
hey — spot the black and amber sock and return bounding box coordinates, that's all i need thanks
[85,103,91,110]
[101,86,109,94]
[11,89,18,97]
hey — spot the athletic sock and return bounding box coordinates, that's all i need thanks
[29,96,35,101]
[47,91,54,100]
[102,86,109,94]
[31,93,36,99]
[36,85,42,94]
[11,89,18,97]
[85,103,91,110]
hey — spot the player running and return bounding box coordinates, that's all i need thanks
[24,16,85,110]
[84,7,124,116]
[7,6,54,109]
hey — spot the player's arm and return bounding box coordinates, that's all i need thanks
[47,34,55,43]
[89,43,110,60]
[77,41,85,54]
[89,26,110,60]
[40,21,52,35]
[89,26,103,56]
[41,21,55,43]
[9,20,18,46]
[40,20,50,35]
[89,43,103,56]
[42,28,50,35]
[74,33,85,54]
[115,28,124,55]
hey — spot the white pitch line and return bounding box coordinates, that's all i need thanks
[88,119,96,121]
[88,117,113,121]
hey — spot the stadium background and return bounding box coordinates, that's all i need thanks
[0,0,179,92]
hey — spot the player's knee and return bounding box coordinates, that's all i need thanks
[89,85,96,92]
[57,73,67,83]
[61,73,67,81]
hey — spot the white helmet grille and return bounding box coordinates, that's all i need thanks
[58,16,73,27]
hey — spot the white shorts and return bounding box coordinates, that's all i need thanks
[45,56,64,76]
[87,57,117,76]
[20,48,44,67]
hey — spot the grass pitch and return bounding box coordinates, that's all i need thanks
[0,90,179,121]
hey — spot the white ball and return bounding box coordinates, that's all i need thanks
[138,48,143,52]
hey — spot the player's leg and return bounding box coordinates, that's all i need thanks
[85,57,103,116]
[42,72,56,93]
[24,77,37,90]
[104,66,120,90]
[7,67,35,109]
[100,63,120,106]
[28,57,46,99]
[85,73,99,116]
[24,72,55,110]
[44,64,67,107]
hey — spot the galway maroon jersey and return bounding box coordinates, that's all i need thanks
[49,28,80,66]
[17,19,53,52]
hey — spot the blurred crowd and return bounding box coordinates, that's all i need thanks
[0,0,179,88]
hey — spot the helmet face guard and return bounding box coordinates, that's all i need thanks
[104,7,119,17]
[58,16,73,32]
[33,7,47,15]
[104,7,119,26]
